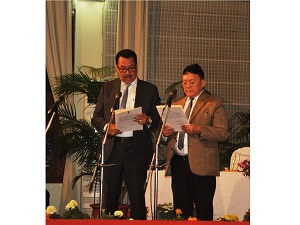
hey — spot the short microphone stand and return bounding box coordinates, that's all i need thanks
[88,108,116,218]
[145,103,172,220]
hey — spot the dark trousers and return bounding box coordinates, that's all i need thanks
[104,141,147,220]
[171,154,216,220]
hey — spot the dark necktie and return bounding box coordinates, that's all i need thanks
[120,84,130,109]
[178,97,194,150]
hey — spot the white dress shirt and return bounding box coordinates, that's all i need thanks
[174,90,203,156]
[117,78,137,137]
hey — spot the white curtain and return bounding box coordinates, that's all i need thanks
[46,0,78,215]
[116,0,149,80]
[46,0,73,99]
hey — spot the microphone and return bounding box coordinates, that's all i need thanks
[47,96,65,115]
[110,92,122,113]
[166,89,177,107]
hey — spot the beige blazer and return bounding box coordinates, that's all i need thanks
[165,91,229,176]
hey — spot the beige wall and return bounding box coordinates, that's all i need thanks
[75,0,105,119]
[75,1,104,68]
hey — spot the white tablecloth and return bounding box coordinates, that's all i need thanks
[145,171,250,220]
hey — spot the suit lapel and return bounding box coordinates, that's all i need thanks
[174,97,187,108]
[134,78,143,107]
[189,93,208,122]
[111,79,121,109]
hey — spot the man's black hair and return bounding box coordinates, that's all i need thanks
[115,49,137,65]
[182,63,204,80]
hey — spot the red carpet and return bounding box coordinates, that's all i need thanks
[46,219,250,225]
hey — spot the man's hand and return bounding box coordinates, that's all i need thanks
[181,124,201,135]
[108,124,122,136]
[162,124,175,137]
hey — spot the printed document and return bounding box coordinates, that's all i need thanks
[156,105,189,131]
[115,107,143,132]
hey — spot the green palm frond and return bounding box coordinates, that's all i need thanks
[218,112,250,170]
[57,101,77,121]
[55,119,101,166]
[54,103,101,166]
[53,72,97,99]
[53,65,116,105]
[77,65,116,81]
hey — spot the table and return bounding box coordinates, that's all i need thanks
[144,171,250,221]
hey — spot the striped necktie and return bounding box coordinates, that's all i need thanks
[177,97,194,150]
[120,84,130,109]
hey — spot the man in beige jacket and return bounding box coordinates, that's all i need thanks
[162,63,229,220]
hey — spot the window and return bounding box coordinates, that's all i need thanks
[102,0,250,118]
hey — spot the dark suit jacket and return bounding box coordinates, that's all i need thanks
[165,91,229,176]
[92,78,161,168]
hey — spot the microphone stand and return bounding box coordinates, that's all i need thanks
[88,108,116,218]
[145,103,172,220]
[45,111,56,134]
[46,110,57,168]
[46,97,64,134]
[144,105,169,191]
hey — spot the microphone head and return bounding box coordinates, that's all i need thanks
[166,89,177,107]
[170,89,177,95]
[58,96,65,102]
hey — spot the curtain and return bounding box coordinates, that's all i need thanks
[46,0,78,215]
[116,0,149,80]
[46,0,73,99]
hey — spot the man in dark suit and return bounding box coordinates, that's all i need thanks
[162,63,229,220]
[92,49,161,219]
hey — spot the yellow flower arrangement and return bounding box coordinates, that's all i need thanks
[216,214,239,222]
[46,206,58,219]
[62,200,90,219]
[65,200,78,211]
[100,209,131,220]
[46,205,57,215]
[46,205,62,219]
[46,200,89,219]
[114,210,124,218]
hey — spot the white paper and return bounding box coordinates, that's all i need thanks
[115,107,143,132]
[156,105,189,131]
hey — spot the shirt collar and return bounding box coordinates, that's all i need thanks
[189,89,204,102]
[121,77,138,87]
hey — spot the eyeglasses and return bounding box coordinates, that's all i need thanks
[182,80,200,87]
[117,66,136,73]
